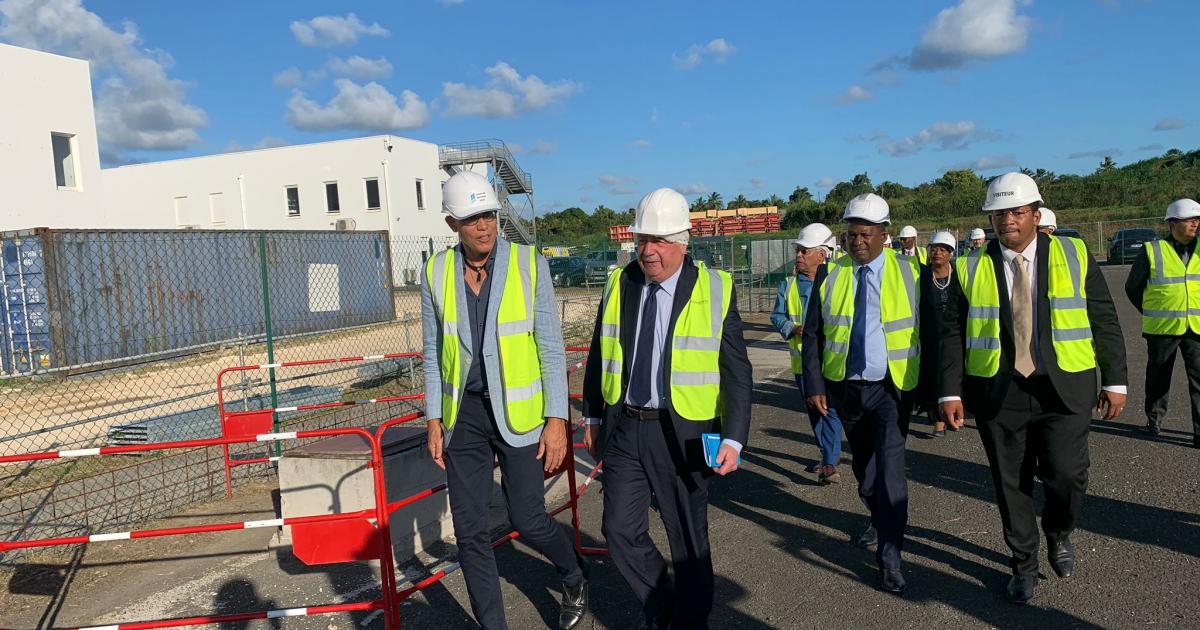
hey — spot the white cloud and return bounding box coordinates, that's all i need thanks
[1153,117,1186,131]
[909,0,1032,70]
[674,38,737,70]
[290,13,388,48]
[651,108,659,124]
[599,175,639,187]
[0,0,207,151]
[611,187,637,195]
[878,120,988,157]
[530,140,556,155]
[441,61,580,118]
[944,154,1016,172]
[223,136,289,153]
[675,183,709,195]
[1137,143,1164,152]
[750,177,767,189]
[631,139,651,149]
[838,84,874,104]
[815,177,836,187]
[286,79,429,131]
[580,194,594,204]
[327,55,392,80]
[1067,148,1122,160]
[506,143,524,154]
[273,67,304,88]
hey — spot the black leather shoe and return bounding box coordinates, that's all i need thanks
[1140,421,1161,436]
[856,525,878,548]
[1193,435,1200,449]
[558,577,588,629]
[636,617,667,630]
[881,568,906,594]
[1048,537,1075,578]
[1006,574,1037,604]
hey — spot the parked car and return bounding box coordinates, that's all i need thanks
[548,256,587,287]
[584,250,622,284]
[1108,228,1158,264]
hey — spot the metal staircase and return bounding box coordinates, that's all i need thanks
[440,140,536,245]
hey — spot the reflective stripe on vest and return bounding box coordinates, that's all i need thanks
[426,243,545,433]
[818,249,921,391]
[956,236,1096,377]
[785,276,804,374]
[1142,239,1200,335]
[597,263,733,420]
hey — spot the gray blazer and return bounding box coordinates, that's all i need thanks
[420,237,569,447]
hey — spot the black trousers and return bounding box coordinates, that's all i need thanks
[445,392,583,630]
[1144,334,1200,436]
[827,380,911,571]
[975,375,1090,577]
[602,414,713,628]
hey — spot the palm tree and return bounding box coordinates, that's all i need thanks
[706,192,723,210]
[731,194,749,209]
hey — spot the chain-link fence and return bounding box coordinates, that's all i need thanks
[0,228,612,562]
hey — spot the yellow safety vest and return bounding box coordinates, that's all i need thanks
[956,236,1096,376]
[1142,239,1200,335]
[818,249,921,390]
[914,246,928,266]
[597,263,733,420]
[785,276,805,374]
[424,243,545,433]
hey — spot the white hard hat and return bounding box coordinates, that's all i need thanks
[930,231,957,251]
[795,223,834,249]
[1165,198,1200,221]
[630,188,691,236]
[842,193,891,225]
[982,172,1042,212]
[442,171,500,219]
[969,228,986,240]
[899,225,918,238]
[1038,208,1057,228]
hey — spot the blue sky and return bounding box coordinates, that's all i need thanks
[3,0,1198,214]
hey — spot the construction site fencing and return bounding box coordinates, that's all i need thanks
[0,351,604,629]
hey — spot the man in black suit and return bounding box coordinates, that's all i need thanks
[581,187,752,630]
[940,172,1127,604]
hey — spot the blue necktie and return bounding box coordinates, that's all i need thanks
[846,266,869,378]
[628,283,660,406]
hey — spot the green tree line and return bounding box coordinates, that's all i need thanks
[536,148,1200,247]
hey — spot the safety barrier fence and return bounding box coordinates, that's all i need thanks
[0,349,605,629]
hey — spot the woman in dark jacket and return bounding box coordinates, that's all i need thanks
[918,231,959,436]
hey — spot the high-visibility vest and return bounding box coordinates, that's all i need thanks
[424,243,545,433]
[1141,239,1200,335]
[597,263,733,420]
[785,276,805,374]
[818,249,921,390]
[956,236,1096,377]
[916,246,928,266]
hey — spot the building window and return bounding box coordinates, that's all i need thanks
[415,179,425,212]
[365,178,380,211]
[325,182,340,214]
[286,185,300,217]
[209,192,225,224]
[174,196,191,227]
[51,132,79,189]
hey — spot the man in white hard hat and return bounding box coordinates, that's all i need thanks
[802,193,921,594]
[918,231,959,437]
[582,187,751,629]
[1037,208,1057,235]
[968,228,986,251]
[422,171,588,630]
[898,225,928,265]
[939,172,1127,604]
[1125,198,1200,448]
[771,224,843,484]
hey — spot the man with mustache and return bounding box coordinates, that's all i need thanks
[939,172,1127,603]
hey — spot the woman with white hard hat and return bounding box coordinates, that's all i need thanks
[1038,208,1057,235]
[918,230,959,437]
[770,223,844,484]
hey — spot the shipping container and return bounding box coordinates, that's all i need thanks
[0,228,395,376]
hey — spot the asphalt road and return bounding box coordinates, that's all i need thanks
[2,264,1197,630]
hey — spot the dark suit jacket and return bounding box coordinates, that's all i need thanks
[917,265,953,410]
[939,232,1127,416]
[581,258,752,476]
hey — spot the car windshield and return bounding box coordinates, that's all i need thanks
[1119,229,1156,239]
[548,258,572,271]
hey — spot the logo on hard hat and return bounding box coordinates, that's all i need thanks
[994,191,1014,198]
[470,192,488,204]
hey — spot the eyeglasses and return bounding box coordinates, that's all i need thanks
[461,211,498,226]
[989,208,1034,220]
[1170,217,1200,225]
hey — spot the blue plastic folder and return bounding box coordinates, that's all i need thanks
[702,433,739,468]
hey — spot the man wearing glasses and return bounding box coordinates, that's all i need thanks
[421,171,589,630]
[939,172,1127,603]
[1124,198,1200,449]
